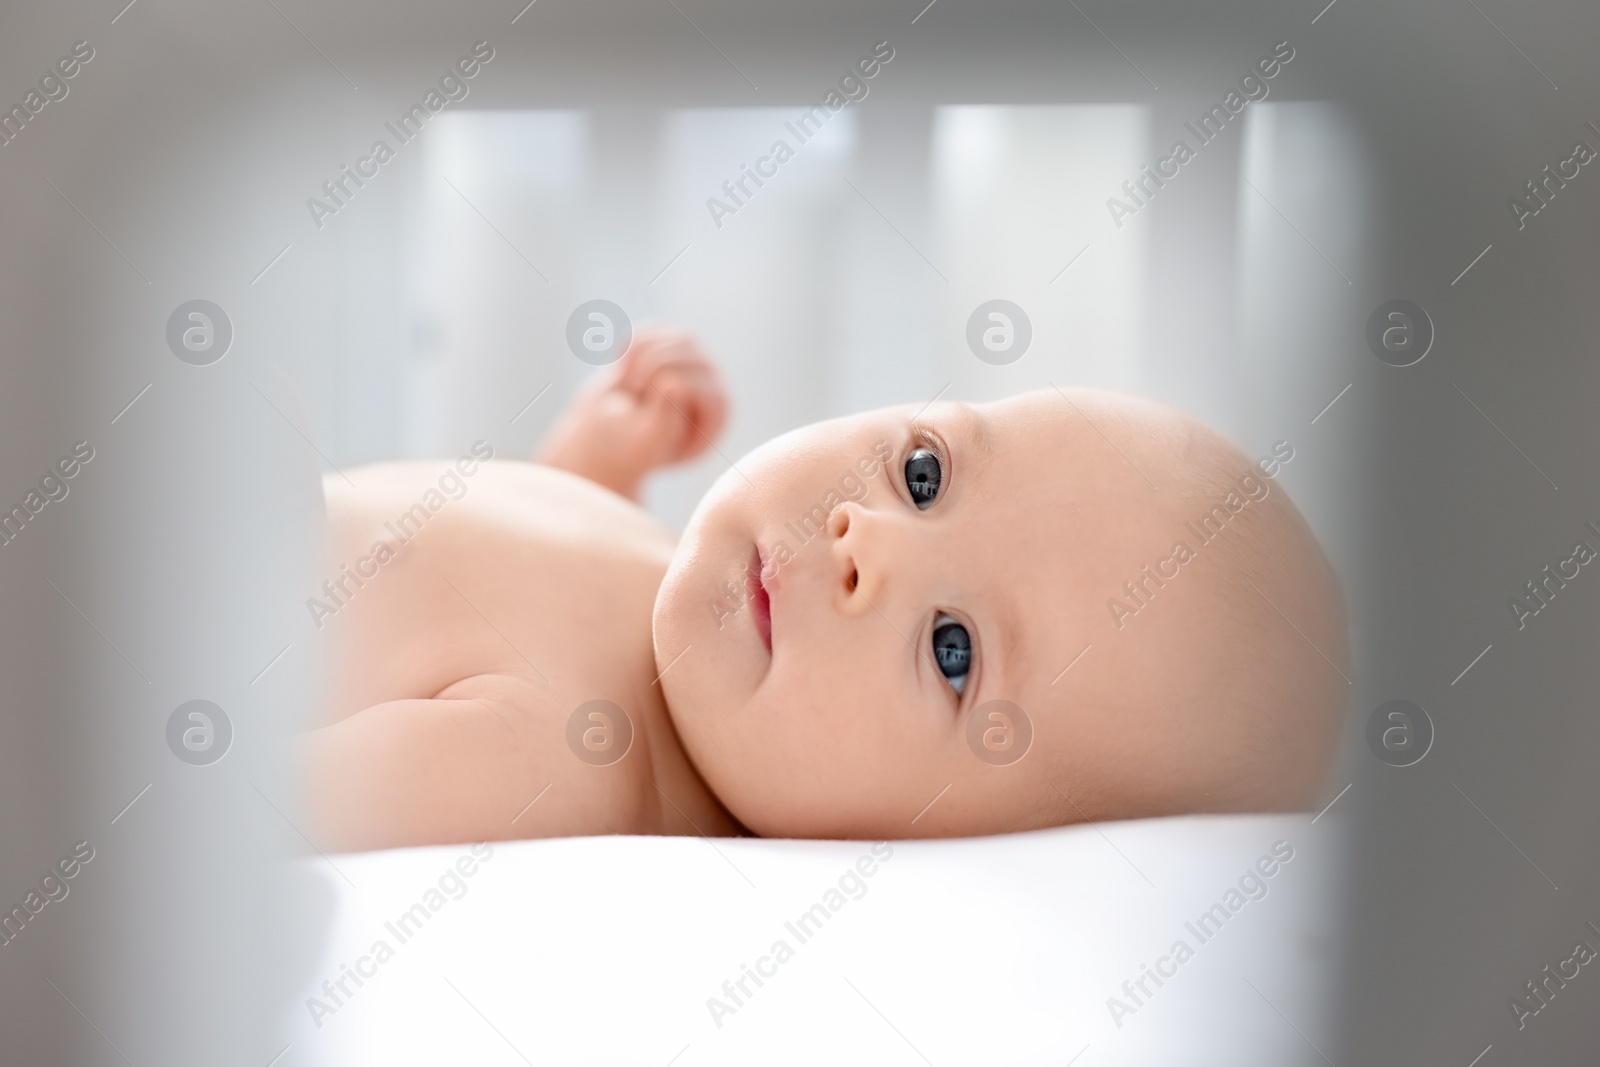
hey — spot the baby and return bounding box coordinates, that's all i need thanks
[304,331,1347,851]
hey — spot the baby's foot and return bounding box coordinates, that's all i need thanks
[535,328,729,500]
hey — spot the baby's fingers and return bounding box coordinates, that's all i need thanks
[617,328,715,393]
[672,363,728,448]
[652,364,727,461]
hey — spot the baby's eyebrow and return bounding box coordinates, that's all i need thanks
[916,401,994,473]
[962,405,996,466]
[947,406,1016,698]
[988,595,1022,698]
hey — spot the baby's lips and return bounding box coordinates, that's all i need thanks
[747,545,774,653]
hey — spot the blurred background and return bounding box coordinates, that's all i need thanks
[1,0,1597,1063]
[309,99,1366,542]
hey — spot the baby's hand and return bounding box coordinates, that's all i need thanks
[535,328,729,500]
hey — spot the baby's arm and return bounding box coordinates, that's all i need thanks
[534,328,728,500]
[302,682,644,850]
[304,695,542,851]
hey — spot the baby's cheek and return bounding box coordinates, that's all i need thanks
[744,684,851,779]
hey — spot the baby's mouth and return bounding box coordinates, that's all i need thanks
[747,547,772,653]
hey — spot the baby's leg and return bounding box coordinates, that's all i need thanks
[535,328,727,499]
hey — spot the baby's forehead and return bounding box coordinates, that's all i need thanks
[947,474,1109,679]
[949,393,1154,512]
[973,388,1182,451]
[946,390,1207,652]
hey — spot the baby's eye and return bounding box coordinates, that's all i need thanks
[905,448,942,509]
[931,614,972,695]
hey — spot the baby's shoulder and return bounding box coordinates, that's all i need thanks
[327,458,676,557]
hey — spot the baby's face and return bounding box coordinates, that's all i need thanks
[653,389,1341,838]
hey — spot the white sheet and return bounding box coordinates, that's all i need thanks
[283,813,1343,1067]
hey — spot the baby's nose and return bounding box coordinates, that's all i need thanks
[824,500,853,540]
[827,502,878,612]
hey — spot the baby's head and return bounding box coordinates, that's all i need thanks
[653,388,1347,838]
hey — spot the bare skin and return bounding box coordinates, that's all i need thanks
[304,329,1347,851]
[533,328,727,501]
[304,331,741,851]
[654,389,1347,839]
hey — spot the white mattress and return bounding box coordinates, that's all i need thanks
[282,814,1343,1067]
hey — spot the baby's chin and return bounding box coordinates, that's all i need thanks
[649,507,769,809]
[652,456,749,631]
